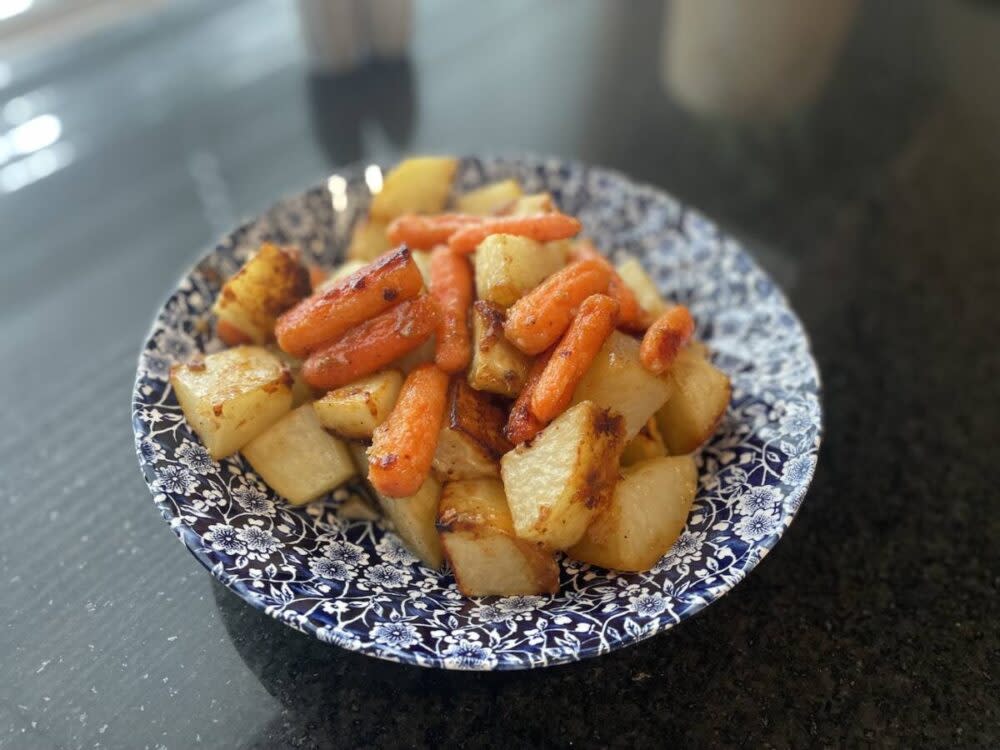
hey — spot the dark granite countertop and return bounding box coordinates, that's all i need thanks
[1,1,997,747]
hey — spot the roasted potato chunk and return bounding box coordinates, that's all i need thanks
[655,345,731,454]
[432,379,512,481]
[242,404,356,505]
[369,156,458,222]
[569,455,696,571]
[212,243,310,344]
[313,370,403,439]
[500,401,626,549]
[170,346,293,459]
[268,346,315,407]
[438,479,559,596]
[456,179,523,215]
[351,445,444,568]
[507,192,556,216]
[346,219,391,263]
[315,260,367,294]
[392,336,436,374]
[616,257,669,319]
[411,249,433,288]
[474,233,565,308]
[620,417,667,466]
[468,300,531,398]
[571,331,672,441]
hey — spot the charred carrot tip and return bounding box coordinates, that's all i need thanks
[503,348,554,445]
[639,305,695,374]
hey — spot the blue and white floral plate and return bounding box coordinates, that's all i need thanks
[132,155,821,670]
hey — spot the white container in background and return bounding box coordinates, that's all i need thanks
[662,0,859,121]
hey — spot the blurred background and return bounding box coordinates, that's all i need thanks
[1,1,998,748]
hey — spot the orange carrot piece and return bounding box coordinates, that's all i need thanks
[530,294,620,423]
[301,295,438,390]
[386,214,482,250]
[504,348,554,445]
[368,363,450,497]
[275,247,424,357]
[216,319,253,346]
[639,305,695,374]
[503,259,612,355]
[448,213,582,254]
[571,240,648,331]
[429,246,474,373]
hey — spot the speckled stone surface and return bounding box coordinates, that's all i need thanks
[1,1,997,748]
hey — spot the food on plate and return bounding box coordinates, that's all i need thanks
[640,305,695,375]
[507,192,556,216]
[212,243,311,345]
[353,441,446,569]
[501,400,626,549]
[503,348,553,445]
[616,256,672,319]
[367,364,450,498]
[568,455,697,571]
[438,479,559,596]
[449,212,582,254]
[620,417,667,466]
[571,240,647,331]
[346,219,391,263]
[368,156,458,222]
[313,369,403,439]
[454,179,522,215]
[429,246,474,373]
[168,156,732,598]
[387,213,482,250]
[467,300,531,398]
[169,346,293,459]
[570,330,672,440]
[503,258,613,355]
[654,344,731,455]
[276,247,424,358]
[431,379,511,481]
[300,295,438,390]
[530,293,619,423]
[268,345,315,407]
[473,234,565,308]
[242,404,356,505]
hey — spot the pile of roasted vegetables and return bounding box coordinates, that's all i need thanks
[169,157,731,597]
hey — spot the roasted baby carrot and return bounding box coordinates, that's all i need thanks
[503,259,612,355]
[216,319,253,346]
[639,305,695,374]
[275,247,424,358]
[504,348,554,446]
[368,363,450,497]
[386,214,482,250]
[571,239,648,331]
[448,213,582,254]
[301,295,438,390]
[530,294,619,423]
[429,246,473,373]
